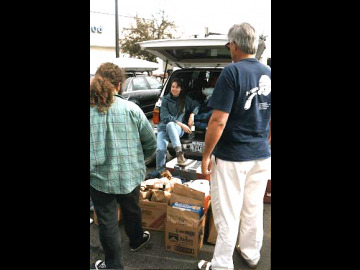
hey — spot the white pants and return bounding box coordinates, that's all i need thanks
[210,156,271,270]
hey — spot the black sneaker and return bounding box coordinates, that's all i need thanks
[95,260,106,269]
[130,231,151,252]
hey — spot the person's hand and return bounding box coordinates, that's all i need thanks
[201,155,212,175]
[176,122,191,134]
[182,124,192,134]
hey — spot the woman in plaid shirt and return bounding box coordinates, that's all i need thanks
[90,63,157,270]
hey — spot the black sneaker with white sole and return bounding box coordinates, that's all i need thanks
[95,260,107,269]
[130,231,151,252]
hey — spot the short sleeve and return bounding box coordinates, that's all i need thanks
[208,66,235,113]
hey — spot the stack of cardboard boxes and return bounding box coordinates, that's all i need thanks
[138,158,212,257]
[92,157,270,257]
[139,176,182,231]
[165,183,210,257]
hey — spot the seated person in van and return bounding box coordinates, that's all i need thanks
[155,78,200,173]
[194,90,214,130]
[194,74,218,131]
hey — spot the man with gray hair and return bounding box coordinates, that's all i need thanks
[198,22,271,270]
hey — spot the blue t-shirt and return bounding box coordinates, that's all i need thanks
[208,58,271,161]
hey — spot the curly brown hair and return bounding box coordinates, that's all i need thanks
[90,76,115,114]
[90,62,126,114]
[95,62,125,92]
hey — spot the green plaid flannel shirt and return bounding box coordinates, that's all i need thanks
[90,96,157,194]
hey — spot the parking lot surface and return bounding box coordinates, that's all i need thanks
[90,202,270,269]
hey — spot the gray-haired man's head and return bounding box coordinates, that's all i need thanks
[228,23,258,55]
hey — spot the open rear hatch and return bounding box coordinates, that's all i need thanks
[138,36,232,68]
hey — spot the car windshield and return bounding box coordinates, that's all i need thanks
[132,77,149,90]
[146,76,162,89]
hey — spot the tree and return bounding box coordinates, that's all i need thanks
[121,10,178,62]
[259,34,267,41]
[256,34,268,60]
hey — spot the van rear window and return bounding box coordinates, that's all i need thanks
[165,69,222,104]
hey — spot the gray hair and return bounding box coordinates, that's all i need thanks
[228,23,258,54]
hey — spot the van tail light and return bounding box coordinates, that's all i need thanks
[153,107,160,124]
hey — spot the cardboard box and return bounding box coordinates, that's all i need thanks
[165,183,210,257]
[206,205,217,245]
[150,190,171,204]
[93,206,121,225]
[167,205,202,227]
[140,200,168,231]
[171,184,210,213]
[165,212,206,257]
[264,179,271,204]
[165,158,210,181]
[140,190,152,200]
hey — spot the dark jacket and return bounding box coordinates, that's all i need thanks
[158,93,200,130]
[194,99,213,130]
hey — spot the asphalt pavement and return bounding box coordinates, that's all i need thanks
[90,190,271,270]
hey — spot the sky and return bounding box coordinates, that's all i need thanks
[90,0,271,55]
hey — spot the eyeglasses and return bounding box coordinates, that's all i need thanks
[225,42,230,50]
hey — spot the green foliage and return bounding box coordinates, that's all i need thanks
[121,10,178,62]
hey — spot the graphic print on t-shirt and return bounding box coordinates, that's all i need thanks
[244,75,271,110]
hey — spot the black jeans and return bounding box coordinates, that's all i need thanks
[90,185,144,269]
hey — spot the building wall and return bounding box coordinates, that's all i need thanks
[90,11,164,75]
[90,12,116,47]
[90,47,119,74]
[90,11,118,72]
